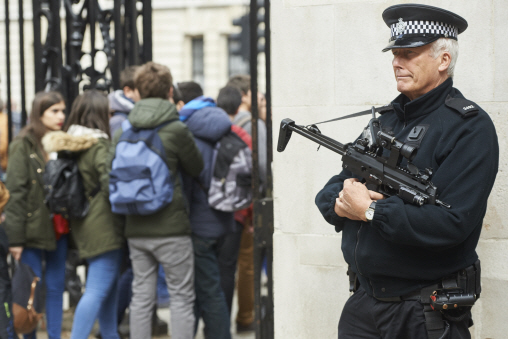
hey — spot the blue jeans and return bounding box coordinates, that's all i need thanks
[192,235,231,339]
[21,235,68,339]
[70,249,122,339]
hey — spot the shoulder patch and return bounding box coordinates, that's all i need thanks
[445,95,479,119]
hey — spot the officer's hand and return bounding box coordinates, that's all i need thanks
[368,190,385,201]
[335,197,362,220]
[335,179,378,221]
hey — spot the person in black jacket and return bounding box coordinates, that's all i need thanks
[315,4,498,339]
[179,81,233,339]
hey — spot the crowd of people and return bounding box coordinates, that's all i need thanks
[0,61,268,339]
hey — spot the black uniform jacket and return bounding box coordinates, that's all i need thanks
[315,78,499,299]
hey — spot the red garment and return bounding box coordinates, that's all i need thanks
[231,124,253,225]
[53,214,69,240]
[231,124,252,149]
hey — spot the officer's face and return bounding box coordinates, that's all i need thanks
[391,44,446,100]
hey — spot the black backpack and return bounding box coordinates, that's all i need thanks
[43,152,99,219]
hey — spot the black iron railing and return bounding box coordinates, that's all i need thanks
[250,0,274,338]
[4,0,152,141]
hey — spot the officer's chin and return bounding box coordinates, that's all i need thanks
[396,81,413,95]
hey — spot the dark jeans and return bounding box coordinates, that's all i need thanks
[338,287,472,339]
[217,223,243,314]
[192,235,231,339]
[117,267,133,324]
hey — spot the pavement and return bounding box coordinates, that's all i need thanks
[35,295,255,339]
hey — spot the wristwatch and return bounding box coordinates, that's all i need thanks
[365,201,376,221]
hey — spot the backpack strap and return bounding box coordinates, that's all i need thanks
[235,115,252,129]
[121,119,132,132]
[153,120,176,132]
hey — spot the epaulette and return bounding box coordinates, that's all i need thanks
[444,95,478,119]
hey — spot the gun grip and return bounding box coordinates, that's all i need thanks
[277,119,295,152]
[366,183,380,193]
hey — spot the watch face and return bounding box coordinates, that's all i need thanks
[365,209,374,220]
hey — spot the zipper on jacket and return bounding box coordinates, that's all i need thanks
[354,224,364,277]
[354,222,377,297]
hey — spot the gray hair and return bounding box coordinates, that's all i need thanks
[430,38,459,78]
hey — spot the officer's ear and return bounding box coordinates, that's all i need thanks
[438,51,452,74]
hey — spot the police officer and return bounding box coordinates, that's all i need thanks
[315,4,499,339]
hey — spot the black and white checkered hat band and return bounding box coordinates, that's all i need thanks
[390,21,458,40]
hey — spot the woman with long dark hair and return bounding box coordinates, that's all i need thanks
[4,91,67,339]
[42,89,123,339]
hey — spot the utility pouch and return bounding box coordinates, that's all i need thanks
[429,259,481,312]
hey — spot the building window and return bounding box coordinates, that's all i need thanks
[192,37,204,88]
[228,36,249,77]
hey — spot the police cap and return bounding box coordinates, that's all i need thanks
[382,3,468,52]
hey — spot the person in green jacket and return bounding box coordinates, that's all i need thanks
[4,91,67,339]
[43,90,124,339]
[110,61,204,339]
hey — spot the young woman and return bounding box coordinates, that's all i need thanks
[42,89,123,339]
[4,91,67,339]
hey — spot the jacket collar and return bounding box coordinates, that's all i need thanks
[42,130,99,154]
[391,77,454,122]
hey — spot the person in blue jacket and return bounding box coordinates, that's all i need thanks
[178,81,233,339]
[315,4,498,339]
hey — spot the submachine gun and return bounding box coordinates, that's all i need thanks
[277,108,450,209]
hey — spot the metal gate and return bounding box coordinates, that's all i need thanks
[250,0,274,338]
[2,0,152,142]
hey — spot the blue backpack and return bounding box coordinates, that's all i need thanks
[109,119,175,215]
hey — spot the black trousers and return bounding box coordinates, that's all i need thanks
[338,287,472,339]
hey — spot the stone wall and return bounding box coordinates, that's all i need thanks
[271,1,508,338]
